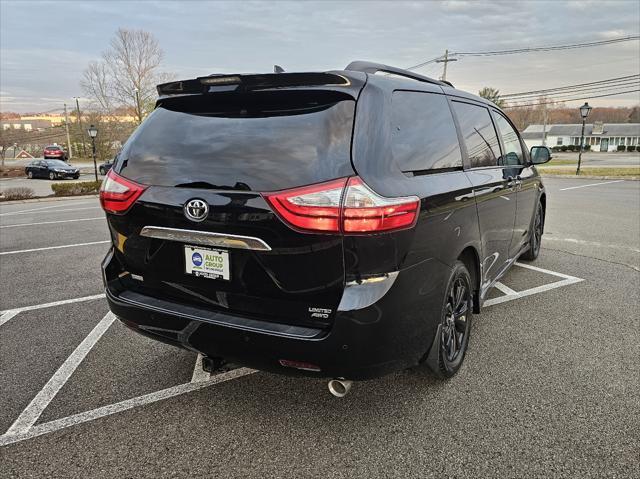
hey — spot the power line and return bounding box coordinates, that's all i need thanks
[500,74,640,99]
[405,35,639,72]
[502,79,640,101]
[453,36,640,57]
[502,88,640,109]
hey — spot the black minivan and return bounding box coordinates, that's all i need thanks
[100,61,552,393]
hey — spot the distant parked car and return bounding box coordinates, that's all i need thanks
[43,145,68,161]
[25,160,80,180]
[99,159,115,176]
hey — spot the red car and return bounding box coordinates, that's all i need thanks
[43,145,68,161]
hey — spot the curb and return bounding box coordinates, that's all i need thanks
[0,194,99,205]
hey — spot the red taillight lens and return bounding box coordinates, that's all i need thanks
[99,169,147,214]
[342,177,420,233]
[263,176,420,234]
[263,178,347,233]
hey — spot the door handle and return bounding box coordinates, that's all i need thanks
[506,176,517,190]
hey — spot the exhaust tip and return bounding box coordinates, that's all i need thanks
[328,378,352,398]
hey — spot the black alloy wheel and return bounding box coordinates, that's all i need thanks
[522,202,544,261]
[427,261,472,378]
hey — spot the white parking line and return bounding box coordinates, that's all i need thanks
[0,240,109,256]
[543,236,640,254]
[494,282,518,296]
[0,311,20,327]
[0,368,256,447]
[0,293,106,321]
[559,180,624,191]
[0,206,101,217]
[484,262,584,307]
[5,312,116,436]
[0,217,104,229]
[0,261,583,447]
[191,354,212,383]
[0,201,98,216]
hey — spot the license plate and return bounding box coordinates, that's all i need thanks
[184,245,230,280]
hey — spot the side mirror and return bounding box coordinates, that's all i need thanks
[530,146,552,165]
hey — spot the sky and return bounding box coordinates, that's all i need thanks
[1,0,639,113]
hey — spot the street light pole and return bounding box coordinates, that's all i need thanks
[576,102,592,175]
[87,125,98,182]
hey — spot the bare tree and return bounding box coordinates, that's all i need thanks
[81,28,169,122]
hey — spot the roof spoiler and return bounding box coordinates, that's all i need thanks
[157,72,351,97]
[345,60,453,88]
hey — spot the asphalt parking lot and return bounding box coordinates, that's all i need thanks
[0,177,638,478]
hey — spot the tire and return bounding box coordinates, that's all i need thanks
[521,202,544,261]
[49,172,56,180]
[426,261,473,378]
[27,171,33,179]
[74,175,80,180]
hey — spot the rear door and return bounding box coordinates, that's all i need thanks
[451,100,518,289]
[108,89,359,328]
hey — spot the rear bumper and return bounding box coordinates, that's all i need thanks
[103,249,449,380]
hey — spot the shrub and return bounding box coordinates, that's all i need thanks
[1,187,35,200]
[51,181,101,197]
[617,145,626,152]
[583,144,591,151]
[560,145,568,152]
[551,146,561,152]
[627,145,636,152]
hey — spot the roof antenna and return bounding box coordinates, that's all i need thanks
[274,65,285,73]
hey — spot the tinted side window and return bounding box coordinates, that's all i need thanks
[494,113,524,166]
[451,101,501,168]
[391,91,462,173]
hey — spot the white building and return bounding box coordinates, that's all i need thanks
[521,122,640,152]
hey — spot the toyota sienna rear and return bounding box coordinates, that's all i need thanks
[101,62,549,392]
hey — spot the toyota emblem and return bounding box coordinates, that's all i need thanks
[184,199,209,222]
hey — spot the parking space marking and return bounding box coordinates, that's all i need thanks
[0,262,583,448]
[0,310,20,327]
[559,180,624,191]
[0,206,101,217]
[0,294,106,323]
[0,217,104,229]
[0,240,109,256]
[0,368,256,447]
[0,201,97,216]
[543,236,640,253]
[5,312,116,437]
[494,282,518,296]
[483,262,583,307]
[191,354,212,383]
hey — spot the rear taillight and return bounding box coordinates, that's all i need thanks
[99,169,147,214]
[263,176,420,234]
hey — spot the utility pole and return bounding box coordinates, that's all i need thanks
[74,97,87,157]
[63,103,73,160]
[541,103,548,146]
[435,49,457,82]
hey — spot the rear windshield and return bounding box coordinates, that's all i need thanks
[46,146,61,151]
[117,92,356,191]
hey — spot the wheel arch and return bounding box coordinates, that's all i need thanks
[457,246,481,314]
[539,192,546,233]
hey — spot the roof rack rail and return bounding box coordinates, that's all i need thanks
[344,61,453,87]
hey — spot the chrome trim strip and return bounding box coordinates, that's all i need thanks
[139,226,272,251]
